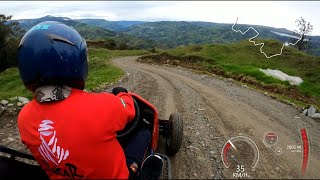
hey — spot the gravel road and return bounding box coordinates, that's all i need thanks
[112,56,320,179]
[1,56,320,179]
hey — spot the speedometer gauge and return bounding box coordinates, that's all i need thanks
[222,136,259,170]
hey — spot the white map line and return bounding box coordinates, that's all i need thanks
[232,17,303,59]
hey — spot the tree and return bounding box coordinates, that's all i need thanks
[0,14,23,71]
[291,17,313,51]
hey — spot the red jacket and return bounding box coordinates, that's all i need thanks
[18,88,135,179]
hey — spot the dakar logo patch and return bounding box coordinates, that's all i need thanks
[38,120,69,165]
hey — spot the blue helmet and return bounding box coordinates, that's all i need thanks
[18,21,88,91]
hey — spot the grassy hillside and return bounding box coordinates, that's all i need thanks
[73,23,116,40]
[14,16,156,49]
[0,49,148,100]
[13,16,117,39]
[143,40,320,107]
[85,48,148,90]
[70,20,320,57]
[14,16,117,40]
[13,16,320,55]
[124,21,320,56]
[76,19,144,31]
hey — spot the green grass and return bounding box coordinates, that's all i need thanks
[166,40,320,106]
[0,48,148,100]
[0,68,32,99]
[86,48,148,90]
[236,79,309,107]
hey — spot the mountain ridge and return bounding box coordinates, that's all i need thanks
[10,15,320,56]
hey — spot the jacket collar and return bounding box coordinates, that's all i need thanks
[34,85,71,103]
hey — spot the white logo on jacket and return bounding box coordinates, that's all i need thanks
[38,120,69,165]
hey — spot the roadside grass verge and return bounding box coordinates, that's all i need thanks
[141,40,320,108]
[85,48,148,90]
[0,68,32,99]
[0,48,148,100]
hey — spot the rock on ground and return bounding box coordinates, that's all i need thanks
[311,113,320,119]
[307,106,317,117]
[1,100,9,105]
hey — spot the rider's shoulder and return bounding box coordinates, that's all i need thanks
[17,99,37,121]
[72,88,116,100]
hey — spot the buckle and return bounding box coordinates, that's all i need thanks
[129,162,138,173]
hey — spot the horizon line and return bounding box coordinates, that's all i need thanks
[11,15,320,36]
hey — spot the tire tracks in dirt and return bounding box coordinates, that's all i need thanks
[114,57,223,178]
[112,56,320,179]
[140,68,226,178]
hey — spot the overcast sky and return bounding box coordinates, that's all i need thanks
[1,1,319,35]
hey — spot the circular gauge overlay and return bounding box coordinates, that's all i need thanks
[263,132,278,146]
[221,136,259,170]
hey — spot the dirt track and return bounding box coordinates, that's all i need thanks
[1,56,320,179]
[112,56,320,179]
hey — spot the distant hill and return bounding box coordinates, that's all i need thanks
[11,15,157,49]
[13,15,117,40]
[76,19,144,31]
[11,16,320,55]
[122,21,320,56]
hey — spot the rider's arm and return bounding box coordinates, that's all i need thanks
[112,92,136,132]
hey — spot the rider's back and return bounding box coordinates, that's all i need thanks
[18,88,133,179]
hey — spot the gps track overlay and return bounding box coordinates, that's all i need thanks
[232,17,303,59]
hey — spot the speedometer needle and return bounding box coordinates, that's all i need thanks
[229,140,238,152]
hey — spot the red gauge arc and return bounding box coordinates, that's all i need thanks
[221,136,259,169]
[300,128,309,175]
